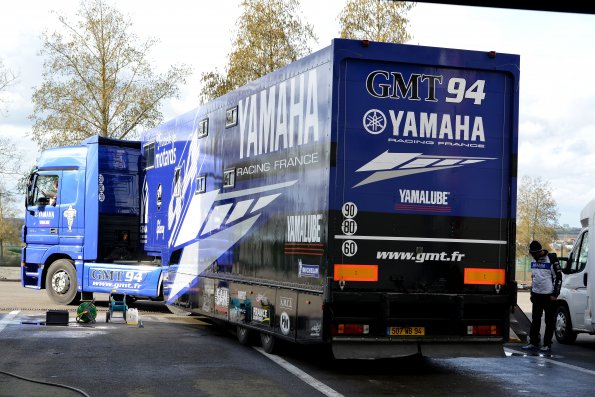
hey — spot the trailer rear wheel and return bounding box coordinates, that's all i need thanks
[555,305,577,344]
[237,325,253,345]
[45,259,80,305]
[260,332,278,354]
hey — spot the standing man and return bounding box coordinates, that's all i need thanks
[522,240,563,353]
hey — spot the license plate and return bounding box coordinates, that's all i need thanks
[387,327,425,336]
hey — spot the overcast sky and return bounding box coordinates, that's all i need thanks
[1,1,594,227]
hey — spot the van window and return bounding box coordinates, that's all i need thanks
[569,232,588,273]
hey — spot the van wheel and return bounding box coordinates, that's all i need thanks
[555,305,577,344]
[45,259,80,305]
[237,325,253,345]
[260,332,279,354]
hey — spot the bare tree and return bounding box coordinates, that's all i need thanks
[0,138,22,178]
[0,59,21,177]
[516,175,560,255]
[0,185,20,264]
[338,0,415,43]
[30,0,192,151]
[200,0,317,102]
[0,58,17,116]
[0,59,16,95]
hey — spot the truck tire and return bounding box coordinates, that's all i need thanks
[45,259,80,305]
[260,332,278,354]
[125,295,136,307]
[555,305,577,344]
[237,325,253,345]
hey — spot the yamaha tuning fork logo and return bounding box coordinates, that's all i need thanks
[361,107,486,148]
[363,109,387,135]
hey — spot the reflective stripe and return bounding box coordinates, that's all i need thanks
[464,268,505,285]
[334,264,378,282]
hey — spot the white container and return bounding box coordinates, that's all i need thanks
[126,308,139,325]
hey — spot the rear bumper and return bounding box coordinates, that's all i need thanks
[332,337,505,359]
[331,291,512,325]
[329,291,512,358]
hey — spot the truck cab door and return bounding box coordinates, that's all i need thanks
[25,172,62,245]
[564,231,589,330]
[58,170,85,247]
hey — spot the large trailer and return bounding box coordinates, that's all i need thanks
[22,39,519,359]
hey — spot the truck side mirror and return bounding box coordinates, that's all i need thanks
[26,172,36,207]
[37,197,50,206]
[567,254,575,274]
[26,190,34,207]
[584,272,588,287]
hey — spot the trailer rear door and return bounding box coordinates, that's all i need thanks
[331,46,518,294]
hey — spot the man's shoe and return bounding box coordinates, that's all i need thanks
[539,345,552,353]
[521,343,539,350]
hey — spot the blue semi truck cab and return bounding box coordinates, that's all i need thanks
[22,136,163,304]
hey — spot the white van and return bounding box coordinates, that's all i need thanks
[555,199,595,343]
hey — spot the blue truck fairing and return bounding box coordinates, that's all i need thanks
[84,136,143,260]
[36,146,87,170]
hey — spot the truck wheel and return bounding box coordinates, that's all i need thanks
[260,332,278,354]
[555,305,577,344]
[45,259,80,305]
[237,325,253,345]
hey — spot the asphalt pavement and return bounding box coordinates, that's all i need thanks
[3,271,595,397]
[0,267,19,282]
[2,284,594,397]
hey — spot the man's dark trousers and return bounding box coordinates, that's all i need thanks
[530,293,556,347]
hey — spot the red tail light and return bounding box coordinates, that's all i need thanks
[332,323,369,335]
[467,325,501,336]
